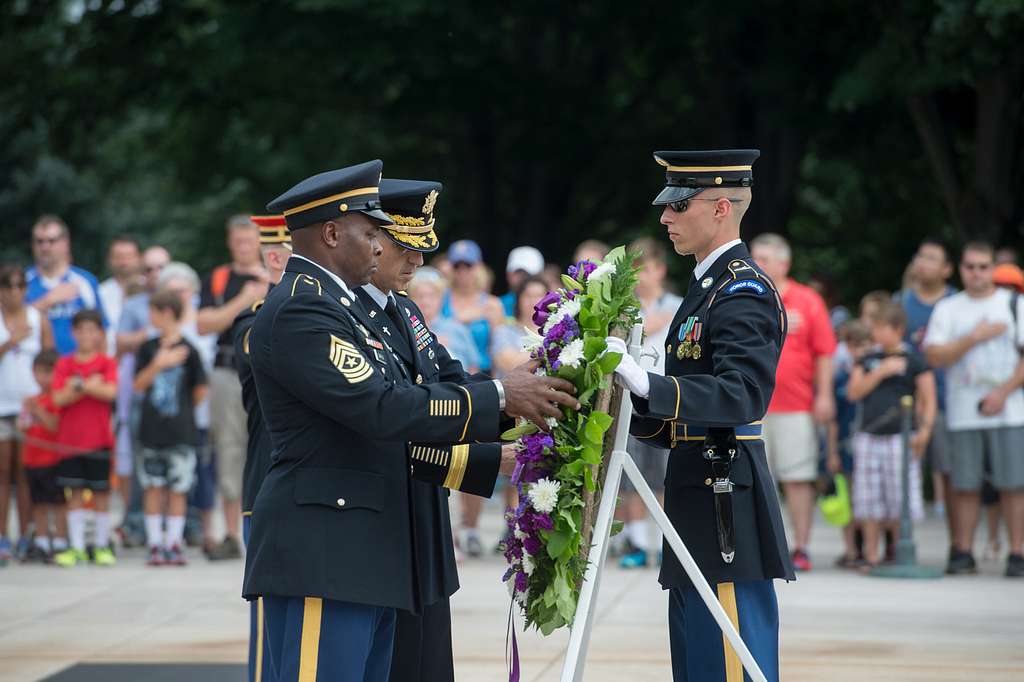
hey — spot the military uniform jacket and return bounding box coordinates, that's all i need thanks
[242,257,502,612]
[355,286,501,607]
[630,243,795,590]
[234,293,271,514]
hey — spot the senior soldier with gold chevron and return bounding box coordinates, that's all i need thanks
[606,150,794,682]
[242,160,579,682]
[355,178,514,682]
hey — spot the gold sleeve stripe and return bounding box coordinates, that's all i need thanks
[443,444,469,490]
[671,376,681,420]
[298,597,323,682]
[411,446,451,467]
[458,386,473,441]
[716,583,743,682]
[429,399,461,417]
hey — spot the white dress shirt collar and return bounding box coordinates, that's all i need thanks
[361,282,393,310]
[693,239,743,282]
[289,254,356,299]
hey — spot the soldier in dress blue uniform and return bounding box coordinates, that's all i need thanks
[606,150,794,682]
[233,214,291,682]
[354,178,515,682]
[242,160,580,682]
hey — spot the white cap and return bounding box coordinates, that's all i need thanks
[506,246,544,275]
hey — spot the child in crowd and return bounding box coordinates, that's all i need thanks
[133,290,207,566]
[52,310,118,567]
[830,319,872,567]
[847,302,936,569]
[19,349,66,563]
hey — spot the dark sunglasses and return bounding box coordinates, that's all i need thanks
[0,280,27,290]
[667,197,744,213]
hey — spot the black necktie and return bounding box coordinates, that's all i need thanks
[385,297,412,347]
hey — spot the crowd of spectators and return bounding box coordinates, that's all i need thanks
[1,214,1022,580]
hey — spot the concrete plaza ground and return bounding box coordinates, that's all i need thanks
[1,503,1022,681]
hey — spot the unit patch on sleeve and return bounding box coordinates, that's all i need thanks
[725,279,766,296]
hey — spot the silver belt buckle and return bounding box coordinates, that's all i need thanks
[713,478,733,494]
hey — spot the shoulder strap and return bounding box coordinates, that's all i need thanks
[211,265,231,305]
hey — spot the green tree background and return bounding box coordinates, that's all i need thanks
[1,0,1021,305]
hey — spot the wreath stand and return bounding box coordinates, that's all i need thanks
[559,323,768,682]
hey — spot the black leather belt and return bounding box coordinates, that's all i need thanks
[670,421,762,449]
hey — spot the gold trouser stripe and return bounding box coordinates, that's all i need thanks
[242,510,253,517]
[298,597,323,682]
[255,597,264,682]
[458,386,473,441]
[443,444,469,490]
[670,376,681,419]
[282,187,378,216]
[717,582,743,682]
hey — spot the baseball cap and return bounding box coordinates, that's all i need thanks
[506,246,544,275]
[448,239,482,266]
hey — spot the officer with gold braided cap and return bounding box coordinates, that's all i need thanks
[353,178,514,682]
[606,150,794,682]
[242,160,580,682]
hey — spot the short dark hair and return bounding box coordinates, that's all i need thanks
[71,309,104,329]
[873,301,907,330]
[839,319,871,345]
[0,263,24,287]
[32,214,68,237]
[515,275,549,318]
[630,236,668,265]
[962,241,995,261]
[918,237,951,264]
[149,289,183,320]
[33,348,59,369]
[109,234,141,251]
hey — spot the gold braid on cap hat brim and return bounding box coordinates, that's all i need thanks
[385,213,435,234]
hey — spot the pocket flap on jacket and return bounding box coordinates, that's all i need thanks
[293,468,384,512]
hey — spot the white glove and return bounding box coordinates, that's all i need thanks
[604,336,650,398]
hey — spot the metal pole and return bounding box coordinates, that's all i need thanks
[870,395,941,579]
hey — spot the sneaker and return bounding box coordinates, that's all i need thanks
[207,536,242,561]
[147,546,166,567]
[946,550,977,575]
[93,547,117,566]
[23,545,50,564]
[164,544,187,566]
[1005,554,1024,578]
[619,550,648,569]
[791,549,813,572]
[54,548,88,567]
[462,531,484,558]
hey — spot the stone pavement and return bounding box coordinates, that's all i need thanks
[1,504,1022,681]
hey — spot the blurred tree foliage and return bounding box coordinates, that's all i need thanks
[1,0,1021,306]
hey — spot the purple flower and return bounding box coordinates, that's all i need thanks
[515,570,529,593]
[532,291,561,328]
[520,466,547,484]
[534,513,554,531]
[523,534,543,556]
[544,317,579,346]
[568,260,597,282]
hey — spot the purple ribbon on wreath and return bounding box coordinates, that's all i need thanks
[506,598,521,682]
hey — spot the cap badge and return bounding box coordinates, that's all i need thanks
[422,189,439,215]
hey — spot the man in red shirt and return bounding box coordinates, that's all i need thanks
[52,310,118,567]
[752,233,836,571]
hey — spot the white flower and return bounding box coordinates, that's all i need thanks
[542,297,581,335]
[514,527,526,541]
[587,261,615,282]
[559,338,584,368]
[545,417,558,429]
[522,553,536,575]
[521,327,543,352]
[528,477,561,514]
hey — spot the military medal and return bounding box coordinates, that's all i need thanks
[689,321,703,360]
[677,317,697,360]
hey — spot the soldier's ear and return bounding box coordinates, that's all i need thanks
[321,220,340,249]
